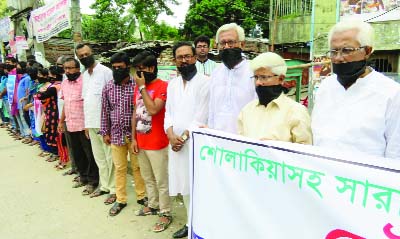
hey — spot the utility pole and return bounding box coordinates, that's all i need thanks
[70,0,82,47]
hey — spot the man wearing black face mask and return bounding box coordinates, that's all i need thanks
[100,52,147,217]
[208,23,255,134]
[165,42,210,238]
[238,52,312,144]
[312,20,400,159]
[75,43,117,202]
[131,50,171,232]
[58,57,99,194]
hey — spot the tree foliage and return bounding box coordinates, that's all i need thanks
[83,0,179,42]
[145,21,180,40]
[182,0,269,40]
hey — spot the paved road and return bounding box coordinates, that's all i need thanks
[0,128,186,239]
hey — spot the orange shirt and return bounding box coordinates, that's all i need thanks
[134,79,169,150]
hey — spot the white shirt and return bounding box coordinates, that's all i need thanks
[195,59,218,77]
[312,70,400,159]
[82,63,113,128]
[164,73,210,195]
[208,59,256,134]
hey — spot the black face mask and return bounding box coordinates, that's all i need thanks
[66,72,81,81]
[79,55,95,68]
[55,65,65,74]
[256,85,286,106]
[136,71,157,83]
[177,63,197,81]
[29,74,37,81]
[332,60,367,88]
[5,64,15,71]
[37,77,49,84]
[113,68,130,85]
[17,68,26,74]
[220,48,243,69]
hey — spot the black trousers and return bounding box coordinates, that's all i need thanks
[68,130,99,186]
[64,123,77,171]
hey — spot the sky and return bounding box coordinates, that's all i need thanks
[79,0,189,28]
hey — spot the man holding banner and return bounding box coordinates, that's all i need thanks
[312,19,400,159]
[164,42,210,238]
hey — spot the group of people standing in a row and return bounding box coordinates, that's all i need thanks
[1,19,399,238]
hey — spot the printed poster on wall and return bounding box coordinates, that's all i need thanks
[189,128,400,239]
[30,0,71,43]
[340,0,400,22]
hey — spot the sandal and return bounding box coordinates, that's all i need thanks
[82,185,95,196]
[72,176,80,182]
[63,169,77,176]
[38,152,50,157]
[47,155,59,162]
[135,206,159,216]
[109,202,127,216]
[72,181,85,188]
[56,164,67,170]
[90,189,109,198]
[29,141,39,146]
[153,213,173,232]
[104,194,117,205]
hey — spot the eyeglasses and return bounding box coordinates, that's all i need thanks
[196,45,209,49]
[251,75,279,82]
[218,40,239,48]
[325,46,366,58]
[175,55,194,62]
[63,66,79,70]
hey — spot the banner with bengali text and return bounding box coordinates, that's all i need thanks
[29,0,70,43]
[0,17,10,42]
[189,129,400,239]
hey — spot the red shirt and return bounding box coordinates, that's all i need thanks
[134,79,169,150]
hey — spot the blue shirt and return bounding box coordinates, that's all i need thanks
[17,74,31,109]
[0,76,7,100]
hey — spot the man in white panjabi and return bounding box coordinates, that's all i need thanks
[164,42,210,238]
[208,23,255,134]
[312,19,400,159]
[76,43,117,202]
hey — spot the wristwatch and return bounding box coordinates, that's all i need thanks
[181,133,188,142]
[139,85,146,93]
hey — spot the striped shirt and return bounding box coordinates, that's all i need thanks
[60,75,85,132]
[195,59,218,77]
[100,79,135,146]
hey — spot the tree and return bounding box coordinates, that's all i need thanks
[145,21,180,40]
[0,0,7,18]
[182,0,269,40]
[88,0,178,41]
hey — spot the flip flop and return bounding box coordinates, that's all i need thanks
[90,189,109,198]
[104,194,117,205]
